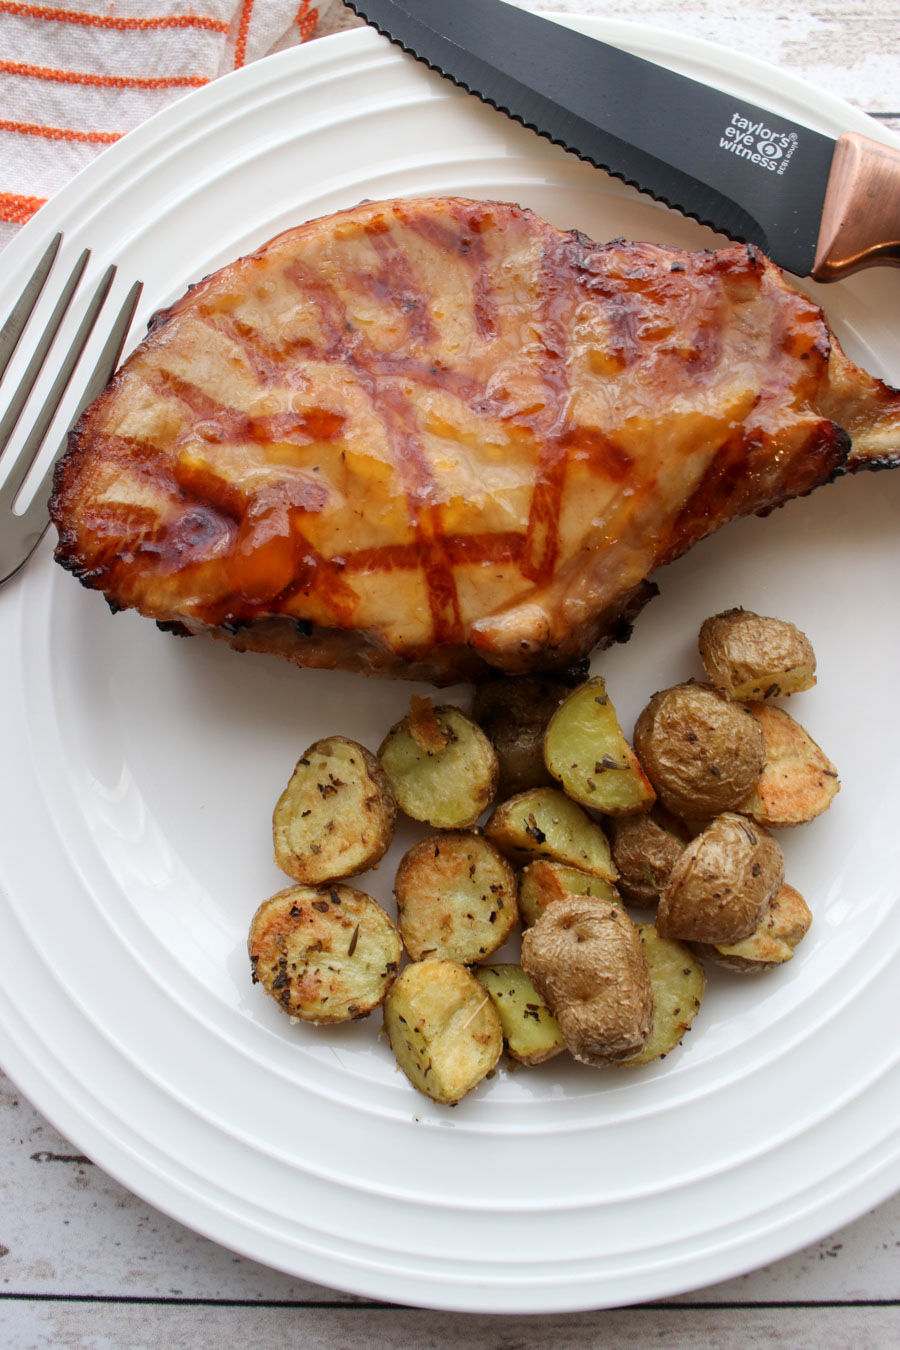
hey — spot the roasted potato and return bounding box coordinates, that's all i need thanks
[248,883,402,1023]
[517,859,620,928]
[619,926,705,1065]
[543,676,656,814]
[521,895,653,1065]
[272,736,396,884]
[472,675,573,797]
[738,702,840,827]
[484,787,616,879]
[394,832,518,963]
[699,608,816,700]
[657,813,784,945]
[379,699,498,829]
[701,882,813,972]
[633,683,765,820]
[608,809,689,907]
[474,964,565,1065]
[383,959,504,1104]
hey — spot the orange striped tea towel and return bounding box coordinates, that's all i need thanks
[0,0,336,249]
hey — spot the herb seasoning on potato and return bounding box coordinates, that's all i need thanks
[474,964,565,1065]
[543,675,656,815]
[383,960,504,1105]
[394,832,518,963]
[379,699,498,829]
[248,883,402,1023]
[618,926,705,1066]
[484,787,616,877]
[273,736,396,884]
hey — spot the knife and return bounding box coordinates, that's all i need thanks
[344,0,900,281]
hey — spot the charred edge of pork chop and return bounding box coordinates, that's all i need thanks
[824,341,900,472]
[654,418,851,570]
[142,578,659,686]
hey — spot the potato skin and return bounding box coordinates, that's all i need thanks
[248,883,402,1023]
[633,683,765,820]
[699,608,816,701]
[608,810,688,907]
[657,813,784,945]
[383,959,503,1104]
[521,896,653,1065]
[394,831,518,963]
[272,736,396,884]
[472,675,571,797]
[701,881,812,972]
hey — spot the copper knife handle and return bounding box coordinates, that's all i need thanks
[812,132,900,281]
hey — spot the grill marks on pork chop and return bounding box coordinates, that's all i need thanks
[261,205,554,644]
[357,226,440,347]
[51,197,900,682]
[283,247,465,642]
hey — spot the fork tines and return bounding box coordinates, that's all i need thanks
[0,234,142,583]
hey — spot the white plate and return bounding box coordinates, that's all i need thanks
[1,17,899,1315]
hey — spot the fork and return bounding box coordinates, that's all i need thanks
[0,234,142,584]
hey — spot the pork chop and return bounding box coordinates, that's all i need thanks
[50,197,900,684]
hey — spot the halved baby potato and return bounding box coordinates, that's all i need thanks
[517,859,620,928]
[484,787,616,879]
[248,883,402,1024]
[618,926,705,1066]
[738,702,840,827]
[472,674,571,798]
[379,700,498,829]
[394,832,518,963]
[521,895,653,1065]
[543,676,656,814]
[272,736,396,885]
[474,964,565,1065]
[633,683,765,821]
[701,881,813,972]
[699,608,816,700]
[608,809,688,907]
[656,812,784,945]
[383,959,504,1105]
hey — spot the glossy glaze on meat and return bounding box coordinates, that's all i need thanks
[51,198,900,683]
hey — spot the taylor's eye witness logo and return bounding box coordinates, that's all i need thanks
[719,112,799,175]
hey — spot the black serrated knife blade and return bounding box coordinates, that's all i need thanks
[344,0,900,280]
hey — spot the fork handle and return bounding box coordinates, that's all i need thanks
[812,133,900,280]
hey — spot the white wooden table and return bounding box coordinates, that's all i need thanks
[2,3,898,1345]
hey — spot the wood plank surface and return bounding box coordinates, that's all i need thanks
[2,1301,900,1350]
[1,1,898,1346]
